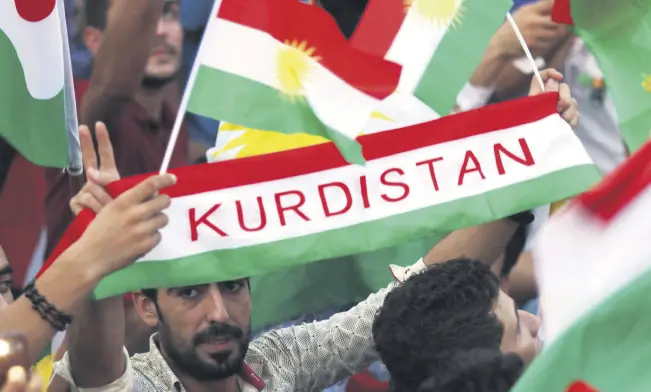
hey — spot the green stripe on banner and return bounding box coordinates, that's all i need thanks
[188,66,363,164]
[93,164,599,299]
[414,0,512,114]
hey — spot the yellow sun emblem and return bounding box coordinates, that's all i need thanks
[276,39,321,100]
[404,0,465,28]
[642,74,651,93]
[212,111,395,160]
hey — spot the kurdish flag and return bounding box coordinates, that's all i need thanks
[0,0,79,168]
[186,0,401,164]
[351,0,512,114]
[552,0,651,153]
[42,93,597,299]
[512,138,651,391]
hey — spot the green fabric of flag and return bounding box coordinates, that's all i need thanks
[553,0,651,152]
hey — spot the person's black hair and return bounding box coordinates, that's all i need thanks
[417,349,524,392]
[373,258,504,392]
[500,223,528,277]
[85,0,111,31]
[141,288,157,302]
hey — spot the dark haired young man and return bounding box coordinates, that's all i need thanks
[44,0,188,261]
[373,258,541,392]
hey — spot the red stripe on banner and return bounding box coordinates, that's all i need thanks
[35,209,95,279]
[551,0,574,26]
[216,0,401,100]
[577,137,651,222]
[109,92,559,198]
[350,0,406,58]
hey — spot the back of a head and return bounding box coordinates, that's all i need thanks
[417,349,524,392]
[373,258,504,390]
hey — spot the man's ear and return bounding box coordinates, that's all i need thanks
[82,26,103,56]
[132,291,160,328]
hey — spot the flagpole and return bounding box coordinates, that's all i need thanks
[159,0,224,174]
[57,0,82,175]
[506,12,570,214]
[506,12,545,93]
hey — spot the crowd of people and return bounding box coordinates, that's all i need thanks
[0,0,628,391]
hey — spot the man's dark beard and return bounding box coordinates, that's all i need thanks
[159,320,250,381]
[141,73,177,90]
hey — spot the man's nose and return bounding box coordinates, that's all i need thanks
[204,285,230,323]
[519,310,541,337]
[155,18,166,36]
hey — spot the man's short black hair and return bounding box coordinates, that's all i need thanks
[85,0,111,30]
[141,288,157,302]
[373,258,504,391]
[417,349,524,392]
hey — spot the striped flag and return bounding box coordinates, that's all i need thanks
[351,0,512,114]
[186,0,401,164]
[41,93,597,299]
[552,0,651,153]
[0,0,80,169]
[512,137,651,391]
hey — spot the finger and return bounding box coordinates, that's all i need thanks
[557,83,573,111]
[95,122,117,174]
[137,194,172,218]
[118,174,177,205]
[25,374,42,392]
[532,0,554,13]
[561,102,580,127]
[85,183,113,206]
[79,125,97,173]
[2,367,27,392]
[529,68,563,95]
[138,212,170,234]
[72,193,103,215]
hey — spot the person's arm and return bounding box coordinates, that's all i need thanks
[453,40,513,113]
[423,220,518,267]
[0,245,104,366]
[80,0,165,129]
[493,35,572,100]
[67,298,125,388]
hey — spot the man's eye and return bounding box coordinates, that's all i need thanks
[162,4,179,19]
[0,282,10,294]
[179,288,199,298]
[222,281,243,292]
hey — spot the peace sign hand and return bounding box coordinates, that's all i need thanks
[70,122,121,216]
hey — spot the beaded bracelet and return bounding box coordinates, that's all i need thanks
[23,282,73,331]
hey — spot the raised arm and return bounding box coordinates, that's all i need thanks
[0,172,174,366]
[80,0,165,129]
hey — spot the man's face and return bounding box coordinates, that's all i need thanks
[144,1,183,80]
[85,0,183,81]
[153,280,252,381]
[494,290,541,364]
[0,247,13,306]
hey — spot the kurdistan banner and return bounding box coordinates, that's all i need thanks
[42,93,598,299]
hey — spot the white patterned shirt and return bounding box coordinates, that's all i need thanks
[52,260,427,392]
